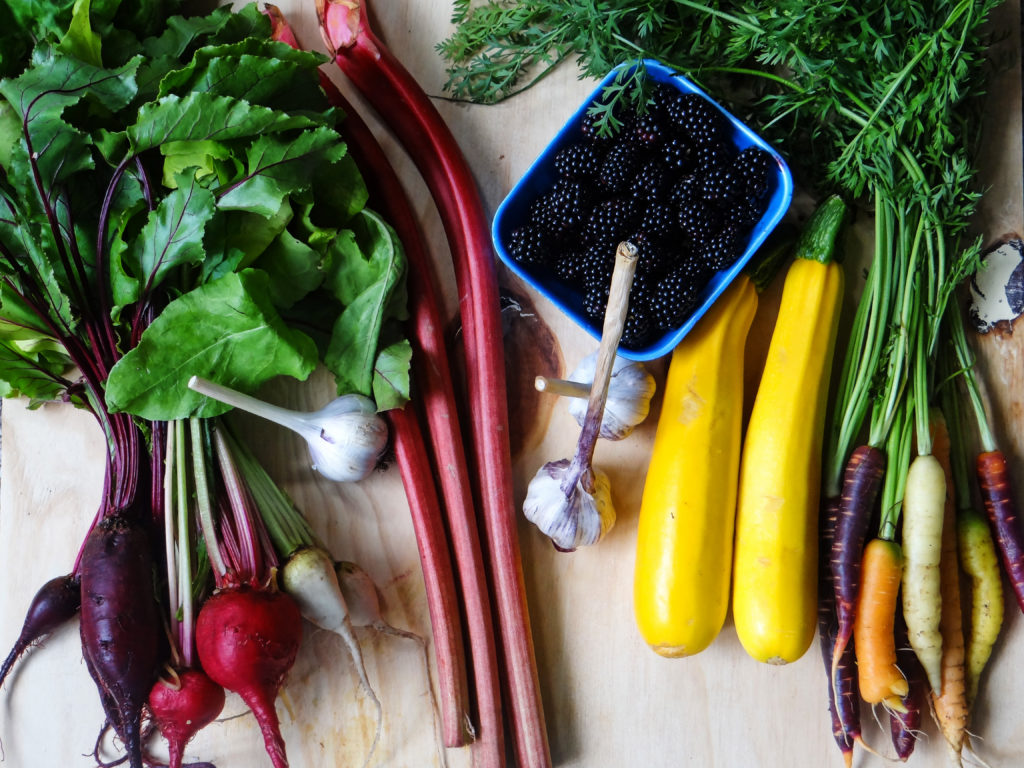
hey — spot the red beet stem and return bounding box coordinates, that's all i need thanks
[976,450,1024,613]
[319,3,550,764]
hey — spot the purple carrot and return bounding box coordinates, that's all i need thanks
[818,496,861,767]
[890,618,927,761]
[830,445,886,695]
[976,451,1024,613]
[79,514,163,768]
[0,573,80,689]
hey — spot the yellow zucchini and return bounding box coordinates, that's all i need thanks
[633,275,757,657]
[732,197,846,664]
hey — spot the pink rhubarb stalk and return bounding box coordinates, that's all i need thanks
[316,2,552,765]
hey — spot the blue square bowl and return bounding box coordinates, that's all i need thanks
[492,59,793,361]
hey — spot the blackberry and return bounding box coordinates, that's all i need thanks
[598,141,643,192]
[553,142,603,181]
[668,174,700,207]
[637,202,678,243]
[628,111,664,147]
[700,223,744,271]
[629,268,655,306]
[554,250,587,282]
[620,308,654,349]
[669,93,727,145]
[678,200,722,246]
[660,134,695,172]
[580,109,616,148]
[699,167,743,205]
[529,179,590,236]
[631,159,672,202]
[581,243,614,290]
[651,265,701,329]
[732,147,773,197]
[695,140,734,172]
[507,224,551,266]
[585,196,639,249]
[582,284,610,320]
[725,196,768,229]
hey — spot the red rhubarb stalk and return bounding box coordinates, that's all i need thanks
[385,407,472,746]
[316,2,551,765]
[312,50,504,768]
[266,6,494,751]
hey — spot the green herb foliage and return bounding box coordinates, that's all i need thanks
[442,0,1001,483]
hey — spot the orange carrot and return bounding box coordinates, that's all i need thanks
[853,537,908,710]
[930,412,969,764]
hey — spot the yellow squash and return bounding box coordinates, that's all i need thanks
[633,275,758,656]
[732,196,846,664]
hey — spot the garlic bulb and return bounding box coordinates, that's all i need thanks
[523,241,638,551]
[566,352,655,440]
[523,460,615,551]
[188,376,388,482]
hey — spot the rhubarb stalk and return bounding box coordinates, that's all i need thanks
[317,1,551,764]
[386,407,472,746]
[266,7,503,757]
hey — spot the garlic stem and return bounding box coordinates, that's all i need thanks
[560,241,638,495]
[188,376,311,435]
[534,376,591,399]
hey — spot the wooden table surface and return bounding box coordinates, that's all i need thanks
[1,2,1022,767]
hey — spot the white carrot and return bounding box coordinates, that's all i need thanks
[901,452,946,693]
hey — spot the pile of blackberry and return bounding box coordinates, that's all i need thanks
[507,83,775,349]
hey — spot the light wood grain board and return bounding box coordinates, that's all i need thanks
[1,2,1022,767]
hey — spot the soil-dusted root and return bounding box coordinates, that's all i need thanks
[976,450,1024,613]
[830,445,886,695]
[148,668,226,768]
[0,573,80,689]
[79,515,164,768]
[196,584,302,768]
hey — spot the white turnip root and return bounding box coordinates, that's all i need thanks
[281,547,382,762]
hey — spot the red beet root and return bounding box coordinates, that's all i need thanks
[196,585,302,768]
[79,515,163,768]
[149,668,226,768]
[0,573,80,689]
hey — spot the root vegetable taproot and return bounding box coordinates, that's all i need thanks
[79,514,163,768]
[0,573,80,690]
[853,538,907,709]
[732,195,846,664]
[901,452,946,693]
[633,274,756,656]
[148,668,226,768]
[930,412,969,765]
[196,584,302,768]
[280,546,383,757]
